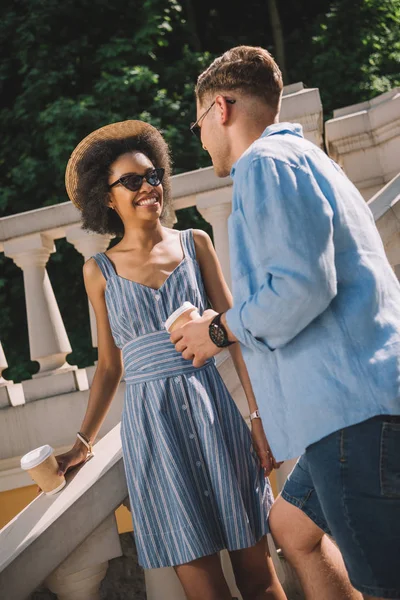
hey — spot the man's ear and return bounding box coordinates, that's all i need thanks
[215,95,234,125]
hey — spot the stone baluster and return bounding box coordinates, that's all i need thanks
[0,341,25,407]
[45,514,121,600]
[0,341,8,386]
[4,233,88,402]
[66,225,111,348]
[46,562,109,600]
[197,188,233,290]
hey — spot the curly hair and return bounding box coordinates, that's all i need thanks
[75,132,172,236]
[196,46,283,112]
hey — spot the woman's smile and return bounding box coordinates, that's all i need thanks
[134,191,161,208]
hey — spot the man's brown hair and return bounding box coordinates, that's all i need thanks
[196,46,283,112]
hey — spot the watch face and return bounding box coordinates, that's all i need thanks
[209,320,225,347]
[209,314,234,348]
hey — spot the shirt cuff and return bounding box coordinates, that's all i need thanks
[225,304,274,353]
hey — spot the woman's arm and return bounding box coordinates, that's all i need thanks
[56,258,123,475]
[193,230,257,410]
[193,229,279,474]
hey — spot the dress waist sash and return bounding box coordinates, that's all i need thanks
[122,330,214,384]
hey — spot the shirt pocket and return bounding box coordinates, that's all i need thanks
[380,420,400,498]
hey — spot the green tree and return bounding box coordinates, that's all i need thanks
[295,0,400,115]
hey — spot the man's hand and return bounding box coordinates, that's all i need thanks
[170,309,223,367]
[251,419,283,477]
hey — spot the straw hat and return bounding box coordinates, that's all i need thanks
[65,120,166,210]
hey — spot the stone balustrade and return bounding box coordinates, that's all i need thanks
[368,173,400,275]
[0,342,24,408]
[325,88,400,200]
[280,82,324,149]
[0,425,126,600]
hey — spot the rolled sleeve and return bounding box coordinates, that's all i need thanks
[228,157,337,352]
[226,302,275,352]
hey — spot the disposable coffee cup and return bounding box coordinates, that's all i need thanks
[21,445,66,495]
[165,302,200,333]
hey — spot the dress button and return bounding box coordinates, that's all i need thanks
[204,490,210,497]
[174,376,181,383]
[154,294,160,301]
[189,433,195,439]
[196,461,202,467]
[182,404,188,410]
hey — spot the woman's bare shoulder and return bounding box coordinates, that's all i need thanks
[192,229,213,252]
[83,257,105,289]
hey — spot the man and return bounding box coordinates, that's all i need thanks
[171,46,400,600]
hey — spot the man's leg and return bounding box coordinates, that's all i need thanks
[269,496,361,600]
[303,416,400,600]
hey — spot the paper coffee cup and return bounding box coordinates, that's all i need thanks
[21,445,66,495]
[165,302,200,333]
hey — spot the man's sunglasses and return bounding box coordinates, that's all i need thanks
[109,167,165,192]
[190,98,236,140]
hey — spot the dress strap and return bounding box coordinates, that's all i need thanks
[181,229,197,261]
[92,253,116,281]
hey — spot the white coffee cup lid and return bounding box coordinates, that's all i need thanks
[20,445,54,470]
[165,302,197,332]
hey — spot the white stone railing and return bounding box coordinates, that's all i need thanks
[368,172,400,277]
[0,424,126,600]
[325,88,400,200]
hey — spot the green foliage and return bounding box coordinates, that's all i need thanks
[0,0,399,380]
[295,0,400,115]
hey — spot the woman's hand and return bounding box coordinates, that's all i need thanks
[55,445,88,477]
[36,444,88,495]
[251,419,282,477]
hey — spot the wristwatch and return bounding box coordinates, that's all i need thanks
[209,313,235,348]
[250,409,261,421]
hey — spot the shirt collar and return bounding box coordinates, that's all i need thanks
[230,122,304,178]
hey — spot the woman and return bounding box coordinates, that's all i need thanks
[61,120,286,600]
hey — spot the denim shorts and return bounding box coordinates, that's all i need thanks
[281,415,400,599]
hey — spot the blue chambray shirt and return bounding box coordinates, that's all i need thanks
[225,122,400,461]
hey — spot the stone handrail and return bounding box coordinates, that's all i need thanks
[0,424,126,600]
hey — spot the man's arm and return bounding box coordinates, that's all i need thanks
[225,157,337,352]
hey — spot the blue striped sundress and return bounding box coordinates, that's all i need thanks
[93,229,272,569]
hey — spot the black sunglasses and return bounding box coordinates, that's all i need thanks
[190,98,236,140]
[109,167,165,192]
